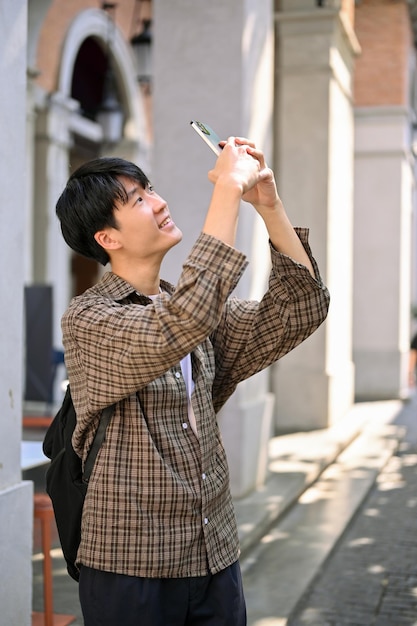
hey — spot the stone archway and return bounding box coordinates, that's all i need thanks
[58,7,150,168]
[49,7,152,299]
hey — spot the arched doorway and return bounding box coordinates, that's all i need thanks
[56,8,150,296]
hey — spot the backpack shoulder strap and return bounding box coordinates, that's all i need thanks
[83,404,115,483]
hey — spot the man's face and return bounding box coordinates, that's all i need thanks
[106,176,183,263]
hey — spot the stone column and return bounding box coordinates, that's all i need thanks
[0,3,33,625]
[272,3,359,430]
[152,0,275,496]
[33,93,78,359]
[354,106,413,400]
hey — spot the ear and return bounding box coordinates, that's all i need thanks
[94,228,122,252]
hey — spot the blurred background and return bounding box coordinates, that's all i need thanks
[2,1,417,622]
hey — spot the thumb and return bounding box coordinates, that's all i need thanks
[207,169,216,185]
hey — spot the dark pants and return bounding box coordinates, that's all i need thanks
[79,561,247,626]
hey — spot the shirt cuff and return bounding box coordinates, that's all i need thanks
[270,227,323,284]
[187,232,248,291]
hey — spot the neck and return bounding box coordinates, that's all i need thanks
[110,258,161,296]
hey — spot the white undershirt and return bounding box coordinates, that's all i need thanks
[148,293,198,436]
[180,354,198,436]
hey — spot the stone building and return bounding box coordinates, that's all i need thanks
[1,0,417,622]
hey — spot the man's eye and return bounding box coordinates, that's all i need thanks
[136,196,143,204]
[148,184,154,193]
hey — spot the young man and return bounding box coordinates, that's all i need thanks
[56,137,329,626]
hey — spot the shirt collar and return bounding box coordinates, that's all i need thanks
[91,271,173,303]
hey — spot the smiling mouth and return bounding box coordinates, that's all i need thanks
[159,216,171,228]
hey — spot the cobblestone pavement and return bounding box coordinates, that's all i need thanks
[288,398,417,626]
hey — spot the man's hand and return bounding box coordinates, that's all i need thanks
[232,140,280,212]
[212,137,281,213]
[203,137,269,247]
[207,137,270,197]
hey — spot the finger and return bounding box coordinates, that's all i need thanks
[258,167,274,182]
[246,146,266,169]
[235,137,256,148]
[207,169,218,185]
[220,137,240,155]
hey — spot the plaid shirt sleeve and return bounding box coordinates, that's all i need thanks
[210,228,330,411]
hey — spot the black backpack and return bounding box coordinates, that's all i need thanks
[42,385,115,581]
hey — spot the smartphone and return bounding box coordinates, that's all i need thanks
[190,121,222,156]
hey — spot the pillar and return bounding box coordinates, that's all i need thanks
[0,2,34,625]
[354,106,413,400]
[33,93,78,357]
[272,3,360,430]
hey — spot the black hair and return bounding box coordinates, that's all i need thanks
[56,157,149,265]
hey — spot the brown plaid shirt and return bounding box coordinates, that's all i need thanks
[62,231,329,578]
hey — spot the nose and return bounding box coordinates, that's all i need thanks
[151,192,167,213]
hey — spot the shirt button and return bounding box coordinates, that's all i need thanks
[204,518,208,525]
[182,422,188,430]
[202,473,206,480]
[175,371,181,379]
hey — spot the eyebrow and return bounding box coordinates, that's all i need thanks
[126,185,141,199]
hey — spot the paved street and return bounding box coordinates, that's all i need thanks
[288,396,417,626]
[242,395,417,626]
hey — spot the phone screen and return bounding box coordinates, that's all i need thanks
[190,121,222,156]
